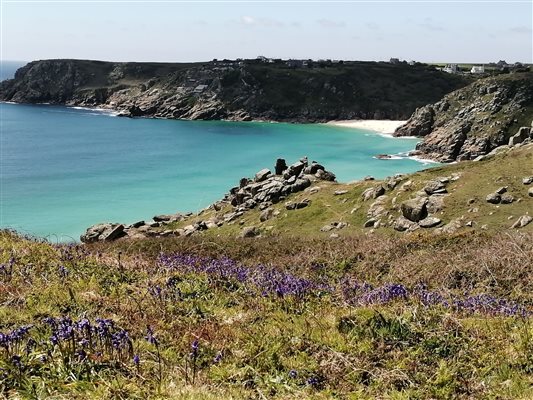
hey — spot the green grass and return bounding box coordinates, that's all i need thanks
[1,222,532,398]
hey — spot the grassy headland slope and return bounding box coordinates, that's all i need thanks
[86,143,533,243]
[395,71,533,161]
[0,59,470,122]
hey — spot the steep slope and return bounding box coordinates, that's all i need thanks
[0,59,470,122]
[395,72,533,161]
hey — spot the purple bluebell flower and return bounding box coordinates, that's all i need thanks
[145,326,158,345]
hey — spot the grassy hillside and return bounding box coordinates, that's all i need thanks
[1,145,532,399]
[159,143,533,239]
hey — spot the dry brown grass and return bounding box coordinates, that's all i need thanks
[93,230,533,302]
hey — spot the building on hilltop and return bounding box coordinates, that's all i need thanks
[470,65,485,74]
[443,64,459,74]
[389,58,400,64]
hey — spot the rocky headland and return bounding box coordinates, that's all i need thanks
[0,59,469,122]
[394,72,533,161]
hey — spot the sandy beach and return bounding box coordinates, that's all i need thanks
[327,120,406,135]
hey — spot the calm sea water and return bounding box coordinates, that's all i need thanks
[1,102,432,241]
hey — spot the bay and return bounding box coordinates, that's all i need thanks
[1,102,432,241]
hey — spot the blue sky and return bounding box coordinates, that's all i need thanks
[1,0,531,63]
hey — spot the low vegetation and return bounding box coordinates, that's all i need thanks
[1,223,531,398]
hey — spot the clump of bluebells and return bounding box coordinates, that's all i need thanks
[158,253,529,316]
[158,253,329,299]
[0,316,134,388]
[341,279,529,317]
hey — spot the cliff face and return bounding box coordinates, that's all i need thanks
[0,59,469,122]
[395,72,533,161]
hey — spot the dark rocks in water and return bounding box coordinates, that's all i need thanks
[375,154,392,159]
[153,214,182,222]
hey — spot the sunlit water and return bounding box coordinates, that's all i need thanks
[1,102,433,241]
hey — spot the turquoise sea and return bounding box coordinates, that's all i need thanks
[1,102,433,241]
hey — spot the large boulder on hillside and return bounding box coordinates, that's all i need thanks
[255,168,271,182]
[80,223,126,243]
[509,127,531,146]
[424,180,447,195]
[362,185,385,201]
[239,226,259,238]
[401,197,428,222]
[419,217,442,228]
[315,169,336,181]
[486,193,501,204]
[512,215,532,228]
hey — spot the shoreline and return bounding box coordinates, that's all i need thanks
[326,119,407,136]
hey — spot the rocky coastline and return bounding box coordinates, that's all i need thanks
[0,59,469,123]
[80,157,336,243]
[394,72,533,161]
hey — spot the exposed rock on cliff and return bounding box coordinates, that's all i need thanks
[395,72,533,161]
[1,58,470,122]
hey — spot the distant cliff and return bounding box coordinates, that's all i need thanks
[395,72,533,161]
[0,59,470,122]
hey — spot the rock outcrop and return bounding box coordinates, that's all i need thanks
[1,59,469,123]
[395,72,533,161]
[80,157,336,242]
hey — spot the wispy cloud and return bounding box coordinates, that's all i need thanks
[240,15,285,27]
[316,19,346,28]
[366,22,379,30]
